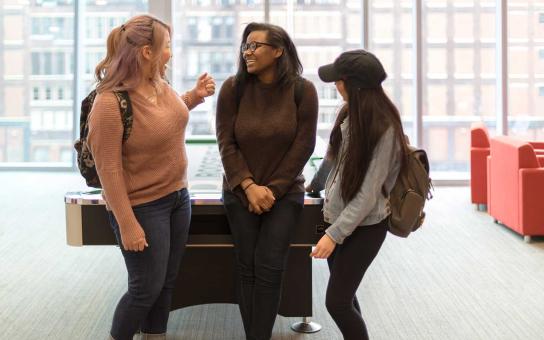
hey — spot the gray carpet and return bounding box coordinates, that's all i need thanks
[1,172,544,340]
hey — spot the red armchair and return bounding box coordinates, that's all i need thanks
[528,142,544,164]
[470,123,490,210]
[487,136,544,241]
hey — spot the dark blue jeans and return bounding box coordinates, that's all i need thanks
[222,190,304,340]
[107,188,191,340]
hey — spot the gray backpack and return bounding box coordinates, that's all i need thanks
[387,145,433,237]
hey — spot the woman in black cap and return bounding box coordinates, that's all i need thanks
[308,50,407,340]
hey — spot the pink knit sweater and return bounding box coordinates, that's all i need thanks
[87,81,201,244]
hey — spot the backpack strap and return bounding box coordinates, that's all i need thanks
[112,90,133,143]
[234,79,243,110]
[80,90,133,143]
[79,89,98,140]
[293,77,304,107]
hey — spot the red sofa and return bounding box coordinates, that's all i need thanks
[470,124,490,209]
[471,124,544,211]
[487,136,544,241]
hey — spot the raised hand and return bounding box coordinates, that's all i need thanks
[194,72,216,98]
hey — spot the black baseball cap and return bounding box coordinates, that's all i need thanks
[318,49,387,89]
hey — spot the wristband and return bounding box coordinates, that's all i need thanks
[243,182,256,191]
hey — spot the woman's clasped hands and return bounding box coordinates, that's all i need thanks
[241,179,275,214]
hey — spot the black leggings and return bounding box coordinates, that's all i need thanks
[325,220,388,340]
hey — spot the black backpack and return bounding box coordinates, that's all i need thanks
[73,90,133,188]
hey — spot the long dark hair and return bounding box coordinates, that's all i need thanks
[329,80,408,203]
[234,22,302,90]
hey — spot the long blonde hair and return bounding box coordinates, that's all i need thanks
[95,15,170,94]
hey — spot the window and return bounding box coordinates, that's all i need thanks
[43,52,52,75]
[109,18,117,31]
[211,52,222,74]
[56,52,65,74]
[31,53,40,75]
[69,52,74,74]
[60,147,72,163]
[30,52,66,75]
[211,17,222,39]
[0,1,147,166]
[187,17,198,39]
[31,18,41,35]
[225,17,234,39]
[369,0,414,141]
[421,0,496,173]
[1,0,542,178]
[508,1,544,140]
[269,1,359,140]
[96,17,105,40]
[30,16,73,40]
[32,147,49,162]
[173,1,259,138]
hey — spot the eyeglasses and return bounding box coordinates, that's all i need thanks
[241,41,275,53]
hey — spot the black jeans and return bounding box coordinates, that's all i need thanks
[107,188,191,340]
[222,190,304,340]
[325,220,388,340]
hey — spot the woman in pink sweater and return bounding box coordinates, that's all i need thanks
[87,15,215,340]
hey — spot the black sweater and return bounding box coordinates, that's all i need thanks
[216,76,318,205]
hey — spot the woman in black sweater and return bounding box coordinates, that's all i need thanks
[215,22,318,340]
